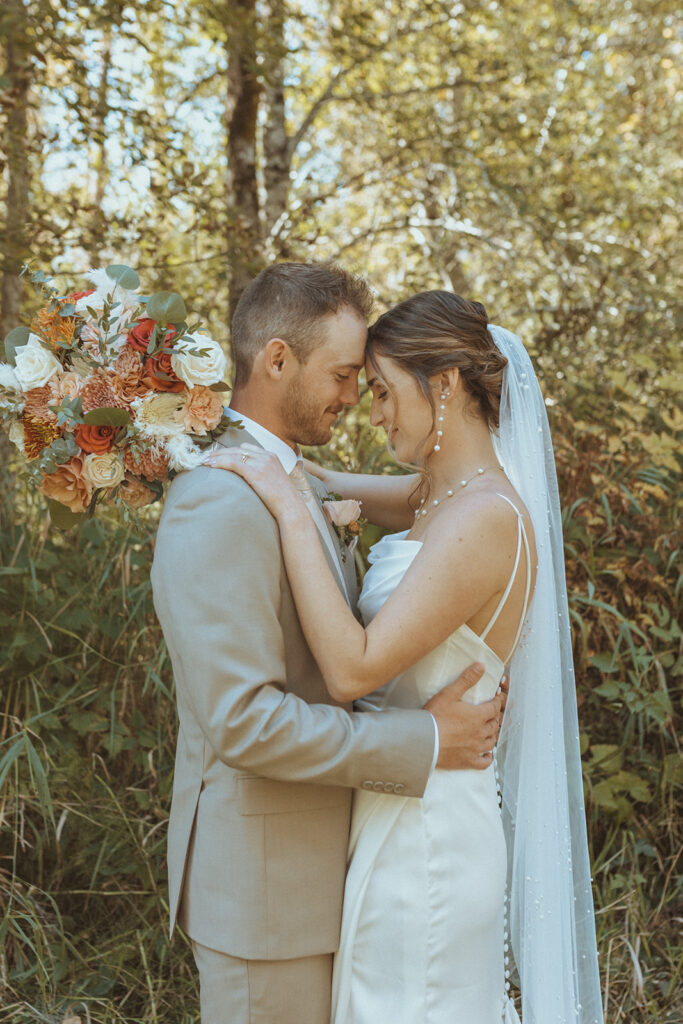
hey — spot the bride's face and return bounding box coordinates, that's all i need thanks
[366,353,437,463]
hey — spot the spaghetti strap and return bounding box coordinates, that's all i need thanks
[479,493,533,662]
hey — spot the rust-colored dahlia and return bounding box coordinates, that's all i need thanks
[22,412,60,460]
[24,385,58,422]
[80,371,127,414]
[31,305,77,352]
[120,473,157,509]
[111,347,147,404]
[124,442,170,482]
[113,345,144,378]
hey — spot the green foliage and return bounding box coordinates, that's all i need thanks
[145,292,187,327]
[2,326,29,364]
[0,463,197,1021]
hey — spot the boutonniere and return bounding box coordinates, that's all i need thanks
[322,493,365,560]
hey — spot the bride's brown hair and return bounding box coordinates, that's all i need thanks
[366,290,507,434]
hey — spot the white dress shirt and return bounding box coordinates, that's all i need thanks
[224,407,440,772]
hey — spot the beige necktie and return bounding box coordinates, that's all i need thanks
[289,462,350,602]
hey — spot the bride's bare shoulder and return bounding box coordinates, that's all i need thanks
[412,485,524,547]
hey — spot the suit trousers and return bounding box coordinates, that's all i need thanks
[192,941,333,1024]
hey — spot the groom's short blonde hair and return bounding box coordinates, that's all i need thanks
[231,262,373,387]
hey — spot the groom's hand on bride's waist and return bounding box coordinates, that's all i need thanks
[424,663,507,771]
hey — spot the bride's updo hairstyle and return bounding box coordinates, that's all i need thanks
[366,290,508,439]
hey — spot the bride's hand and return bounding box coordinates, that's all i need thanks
[202,444,304,520]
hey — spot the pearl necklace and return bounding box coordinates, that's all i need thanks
[414,465,502,518]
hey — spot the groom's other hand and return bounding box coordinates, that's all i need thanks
[425,663,506,770]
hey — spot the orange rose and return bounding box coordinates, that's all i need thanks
[180,385,224,435]
[142,351,185,393]
[74,423,118,454]
[127,318,173,354]
[40,456,92,513]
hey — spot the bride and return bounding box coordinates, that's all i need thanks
[204,291,603,1024]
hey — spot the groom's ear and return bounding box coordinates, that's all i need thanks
[263,338,292,380]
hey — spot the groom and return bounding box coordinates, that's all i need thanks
[151,262,505,1023]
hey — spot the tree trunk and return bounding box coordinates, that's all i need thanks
[0,0,31,345]
[88,30,112,258]
[224,0,263,323]
[262,0,290,241]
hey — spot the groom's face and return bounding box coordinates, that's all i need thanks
[280,306,367,446]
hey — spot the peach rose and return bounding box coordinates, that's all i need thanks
[323,498,362,527]
[40,456,92,513]
[180,386,224,435]
[50,372,82,403]
[120,473,157,509]
[82,452,125,489]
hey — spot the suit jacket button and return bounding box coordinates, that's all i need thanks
[394,783,405,794]
[361,780,374,790]
[383,782,394,792]
[373,781,385,792]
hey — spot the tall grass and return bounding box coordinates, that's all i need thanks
[0,372,681,1021]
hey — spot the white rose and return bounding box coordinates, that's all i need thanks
[0,363,20,391]
[171,334,227,388]
[82,452,125,489]
[8,420,25,453]
[165,433,205,472]
[131,391,186,439]
[14,334,62,390]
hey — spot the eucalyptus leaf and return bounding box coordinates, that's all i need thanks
[59,303,75,317]
[146,291,187,325]
[83,407,131,427]
[47,499,85,531]
[3,326,31,365]
[209,381,230,392]
[105,265,140,291]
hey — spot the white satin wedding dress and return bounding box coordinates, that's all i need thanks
[331,495,530,1024]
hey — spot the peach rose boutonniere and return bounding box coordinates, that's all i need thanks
[322,493,365,560]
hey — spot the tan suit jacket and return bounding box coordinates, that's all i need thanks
[151,425,435,961]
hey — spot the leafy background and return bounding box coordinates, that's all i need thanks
[0,1,681,1021]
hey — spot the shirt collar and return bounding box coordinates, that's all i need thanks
[224,407,301,475]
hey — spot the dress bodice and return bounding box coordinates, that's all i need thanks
[358,531,505,710]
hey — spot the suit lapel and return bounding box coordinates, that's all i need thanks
[213,424,353,605]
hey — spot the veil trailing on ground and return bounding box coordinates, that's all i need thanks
[489,324,604,1024]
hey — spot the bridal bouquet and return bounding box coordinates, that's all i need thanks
[0,264,231,528]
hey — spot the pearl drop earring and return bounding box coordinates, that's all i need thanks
[434,392,448,452]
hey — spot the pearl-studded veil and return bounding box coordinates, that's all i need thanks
[488,325,604,1024]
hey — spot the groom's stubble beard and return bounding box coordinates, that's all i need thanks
[280,370,341,447]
